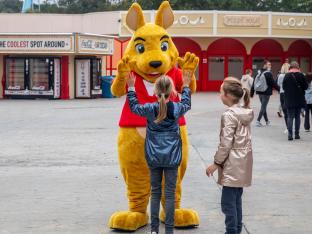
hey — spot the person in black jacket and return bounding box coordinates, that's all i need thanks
[251,60,280,127]
[283,61,308,140]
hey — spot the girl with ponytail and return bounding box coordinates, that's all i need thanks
[126,70,192,234]
[206,77,254,234]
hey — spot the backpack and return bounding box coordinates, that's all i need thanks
[254,70,269,92]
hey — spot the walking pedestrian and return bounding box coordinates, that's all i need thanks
[251,60,280,127]
[304,73,312,132]
[283,61,308,140]
[277,62,290,133]
[241,69,253,92]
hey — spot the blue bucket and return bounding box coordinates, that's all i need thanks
[101,76,115,98]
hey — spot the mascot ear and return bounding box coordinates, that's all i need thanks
[155,1,174,29]
[126,3,146,31]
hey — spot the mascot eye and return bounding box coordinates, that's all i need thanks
[135,44,145,54]
[161,41,169,51]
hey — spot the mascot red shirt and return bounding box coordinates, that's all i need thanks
[119,66,186,127]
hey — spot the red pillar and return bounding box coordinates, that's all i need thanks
[246,54,252,70]
[2,56,6,98]
[61,56,69,100]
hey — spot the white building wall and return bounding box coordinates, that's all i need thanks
[0,12,120,35]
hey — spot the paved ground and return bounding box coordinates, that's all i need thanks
[0,93,312,234]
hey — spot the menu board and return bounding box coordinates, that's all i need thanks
[6,58,25,90]
[75,59,91,98]
[54,59,61,98]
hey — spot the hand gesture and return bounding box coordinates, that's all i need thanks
[117,55,131,79]
[206,164,218,177]
[127,72,136,87]
[177,52,199,77]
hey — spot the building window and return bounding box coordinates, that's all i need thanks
[252,57,281,78]
[6,58,25,90]
[209,57,224,81]
[289,57,310,74]
[301,57,310,74]
[29,58,50,91]
[228,57,244,79]
[252,57,264,75]
[270,57,282,78]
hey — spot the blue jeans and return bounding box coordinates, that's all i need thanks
[287,108,301,136]
[257,95,270,122]
[150,167,178,234]
[221,186,243,234]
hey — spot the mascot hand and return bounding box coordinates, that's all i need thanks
[117,55,132,79]
[177,52,199,76]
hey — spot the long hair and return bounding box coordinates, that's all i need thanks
[280,63,290,74]
[223,77,250,108]
[154,75,174,123]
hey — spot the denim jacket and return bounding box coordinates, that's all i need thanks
[127,87,191,168]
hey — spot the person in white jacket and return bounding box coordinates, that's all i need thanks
[304,73,312,132]
[277,62,290,132]
[241,69,253,92]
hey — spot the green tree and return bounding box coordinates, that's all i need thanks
[0,0,22,13]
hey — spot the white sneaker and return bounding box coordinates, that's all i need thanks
[284,129,288,134]
[256,121,263,127]
[266,121,271,126]
[150,232,158,234]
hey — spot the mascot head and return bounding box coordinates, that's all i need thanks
[124,1,178,83]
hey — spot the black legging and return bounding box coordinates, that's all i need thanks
[280,93,288,127]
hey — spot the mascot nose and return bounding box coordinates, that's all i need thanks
[149,61,162,68]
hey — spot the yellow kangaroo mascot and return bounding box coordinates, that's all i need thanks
[109,1,199,231]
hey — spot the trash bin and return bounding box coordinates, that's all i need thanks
[101,76,114,98]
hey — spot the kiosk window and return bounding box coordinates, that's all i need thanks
[92,59,101,90]
[6,58,25,90]
[29,58,49,91]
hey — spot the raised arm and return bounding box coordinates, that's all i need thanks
[126,72,153,117]
[177,87,191,117]
[111,56,131,97]
[127,90,153,117]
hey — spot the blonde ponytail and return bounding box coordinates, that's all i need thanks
[154,75,173,124]
[155,93,168,124]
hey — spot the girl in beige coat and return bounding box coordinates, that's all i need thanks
[206,77,254,234]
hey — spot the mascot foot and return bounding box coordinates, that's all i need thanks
[109,211,148,231]
[160,208,199,227]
